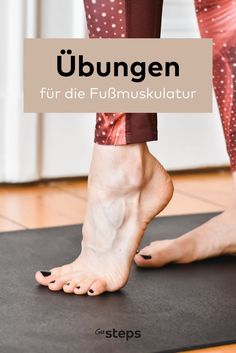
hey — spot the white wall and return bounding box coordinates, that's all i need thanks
[40,0,95,178]
[0,0,41,182]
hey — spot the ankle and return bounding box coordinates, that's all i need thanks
[88,143,152,192]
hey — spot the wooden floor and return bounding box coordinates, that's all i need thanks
[0,169,235,353]
[0,170,233,231]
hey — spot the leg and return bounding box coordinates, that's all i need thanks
[35,0,173,295]
[85,0,162,145]
[135,0,236,267]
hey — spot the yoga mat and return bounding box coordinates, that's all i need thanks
[1,212,236,353]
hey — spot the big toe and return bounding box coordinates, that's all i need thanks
[135,239,181,268]
[35,270,55,286]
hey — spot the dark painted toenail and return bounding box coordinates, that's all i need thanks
[89,289,94,294]
[77,286,80,289]
[66,283,70,286]
[40,271,51,277]
[50,280,56,284]
[140,254,152,260]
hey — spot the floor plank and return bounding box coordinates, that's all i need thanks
[172,171,232,208]
[49,179,88,200]
[0,183,86,228]
[0,216,25,231]
[160,190,222,216]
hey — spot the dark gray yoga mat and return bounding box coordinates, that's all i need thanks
[1,212,236,353]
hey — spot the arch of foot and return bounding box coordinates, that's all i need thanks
[84,0,127,145]
[195,0,236,170]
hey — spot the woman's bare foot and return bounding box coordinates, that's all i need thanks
[135,172,236,268]
[35,143,173,296]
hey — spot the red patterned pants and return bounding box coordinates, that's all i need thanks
[84,0,236,170]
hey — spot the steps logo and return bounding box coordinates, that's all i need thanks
[95,328,141,341]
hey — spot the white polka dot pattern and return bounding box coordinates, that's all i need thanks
[84,0,126,39]
[83,0,162,145]
[195,0,236,170]
[84,0,127,144]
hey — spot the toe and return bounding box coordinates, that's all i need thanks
[134,245,153,267]
[74,278,94,295]
[48,279,64,291]
[88,279,107,296]
[35,265,66,286]
[35,270,56,286]
[134,253,154,267]
[134,240,180,268]
[63,279,79,294]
